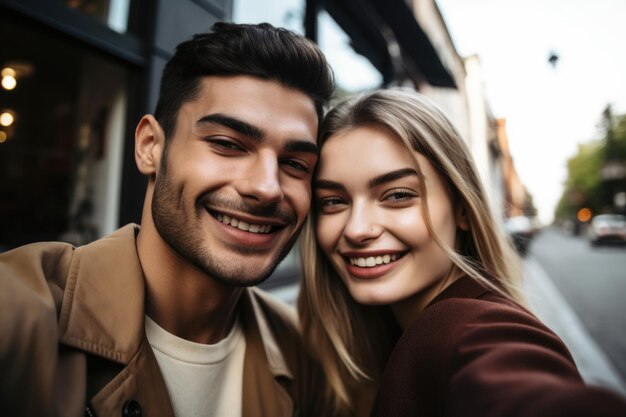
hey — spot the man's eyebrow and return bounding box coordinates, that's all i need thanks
[314,179,345,191]
[284,140,319,156]
[196,114,317,154]
[369,168,418,188]
[197,113,265,141]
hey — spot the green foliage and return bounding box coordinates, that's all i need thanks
[610,113,626,159]
[555,141,603,219]
[565,142,603,192]
[555,106,626,220]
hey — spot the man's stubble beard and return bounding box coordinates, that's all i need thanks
[151,147,303,287]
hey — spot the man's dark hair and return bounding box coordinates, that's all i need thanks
[154,22,335,138]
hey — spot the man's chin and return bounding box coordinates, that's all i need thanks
[210,239,296,287]
[193,253,284,287]
[214,274,271,288]
[210,265,277,287]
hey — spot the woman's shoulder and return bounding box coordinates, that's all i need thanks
[376,277,578,409]
[401,277,579,381]
[406,276,555,350]
[372,277,626,417]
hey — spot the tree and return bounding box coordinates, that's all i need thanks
[555,105,626,220]
[554,141,603,219]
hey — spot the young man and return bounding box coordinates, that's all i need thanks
[0,23,334,417]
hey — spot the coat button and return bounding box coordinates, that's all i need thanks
[122,400,142,417]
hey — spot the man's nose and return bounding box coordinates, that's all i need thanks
[236,152,284,204]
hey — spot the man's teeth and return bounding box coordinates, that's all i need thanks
[349,254,399,268]
[215,213,272,234]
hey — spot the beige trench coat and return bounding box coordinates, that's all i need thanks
[0,225,324,417]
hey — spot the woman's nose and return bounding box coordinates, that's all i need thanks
[343,203,383,244]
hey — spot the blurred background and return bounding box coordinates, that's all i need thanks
[1,0,624,398]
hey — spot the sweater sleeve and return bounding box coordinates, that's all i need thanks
[371,298,626,417]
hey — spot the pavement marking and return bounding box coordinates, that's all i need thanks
[524,257,626,396]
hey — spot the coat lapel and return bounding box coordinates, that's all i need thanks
[58,224,145,363]
[240,290,295,417]
[89,338,175,417]
[56,225,174,416]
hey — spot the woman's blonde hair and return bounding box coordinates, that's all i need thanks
[297,89,524,414]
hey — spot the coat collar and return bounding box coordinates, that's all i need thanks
[239,288,293,380]
[426,275,491,308]
[58,224,145,363]
[239,290,295,417]
[57,224,292,381]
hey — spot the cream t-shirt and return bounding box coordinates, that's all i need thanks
[145,315,246,417]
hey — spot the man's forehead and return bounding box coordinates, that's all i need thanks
[184,76,318,131]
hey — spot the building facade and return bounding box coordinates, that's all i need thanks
[0,0,458,252]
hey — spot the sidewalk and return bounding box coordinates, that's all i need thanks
[523,257,626,396]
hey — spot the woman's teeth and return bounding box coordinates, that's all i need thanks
[215,213,272,234]
[349,254,399,268]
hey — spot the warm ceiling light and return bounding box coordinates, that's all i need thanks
[1,64,34,90]
[0,112,14,127]
[2,75,17,90]
[0,131,7,143]
[1,67,18,90]
[1,67,16,77]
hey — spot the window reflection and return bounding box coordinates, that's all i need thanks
[61,0,130,33]
[0,15,130,250]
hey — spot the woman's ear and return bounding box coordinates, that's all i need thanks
[455,204,470,231]
[135,115,165,176]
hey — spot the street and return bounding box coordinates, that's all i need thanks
[527,227,626,385]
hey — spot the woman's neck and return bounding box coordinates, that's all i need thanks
[391,271,463,330]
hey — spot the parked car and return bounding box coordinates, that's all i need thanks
[504,216,537,256]
[587,214,626,246]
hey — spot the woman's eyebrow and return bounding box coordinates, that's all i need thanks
[315,169,418,191]
[368,168,418,188]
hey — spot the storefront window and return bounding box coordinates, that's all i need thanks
[60,0,131,33]
[0,16,130,250]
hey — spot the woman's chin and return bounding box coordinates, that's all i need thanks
[346,283,400,306]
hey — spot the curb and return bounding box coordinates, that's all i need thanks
[523,257,626,396]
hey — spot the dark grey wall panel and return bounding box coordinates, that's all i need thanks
[147,56,167,115]
[148,0,233,112]
[154,0,226,56]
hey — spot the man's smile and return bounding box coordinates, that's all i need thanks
[213,212,274,234]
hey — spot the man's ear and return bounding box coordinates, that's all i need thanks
[135,115,165,176]
[455,204,470,231]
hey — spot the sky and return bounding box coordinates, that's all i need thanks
[436,0,626,224]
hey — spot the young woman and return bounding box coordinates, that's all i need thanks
[298,89,626,417]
